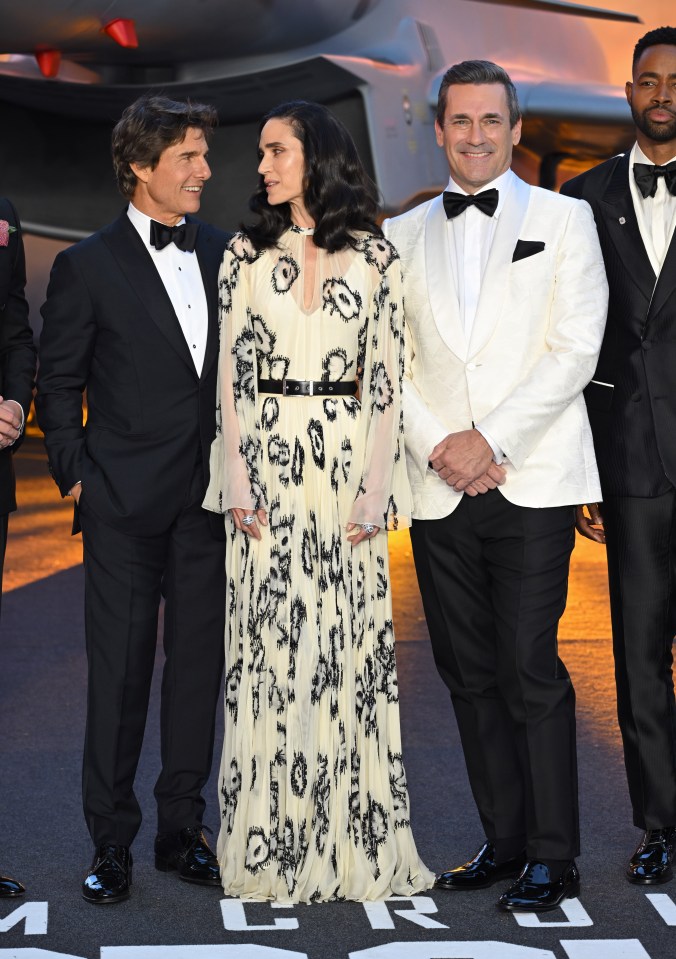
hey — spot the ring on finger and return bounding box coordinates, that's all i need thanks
[361,523,376,535]
[241,514,256,527]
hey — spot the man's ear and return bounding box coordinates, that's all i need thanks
[130,161,151,185]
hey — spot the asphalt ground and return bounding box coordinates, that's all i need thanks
[0,435,673,959]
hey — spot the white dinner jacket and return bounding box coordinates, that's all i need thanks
[383,174,608,520]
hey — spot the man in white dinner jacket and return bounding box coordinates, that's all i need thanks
[383,59,608,912]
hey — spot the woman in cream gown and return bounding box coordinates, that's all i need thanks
[204,100,433,903]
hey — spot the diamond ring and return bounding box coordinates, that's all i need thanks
[361,523,376,535]
[241,514,256,526]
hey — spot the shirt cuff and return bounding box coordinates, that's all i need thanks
[475,425,504,464]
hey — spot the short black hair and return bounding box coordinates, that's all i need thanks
[112,94,217,199]
[436,59,521,128]
[632,26,676,70]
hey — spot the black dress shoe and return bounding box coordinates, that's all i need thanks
[498,860,580,912]
[155,826,220,885]
[0,874,25,898]
[627,827,676,884]
[82,844,132,904]
[435,842,525,890]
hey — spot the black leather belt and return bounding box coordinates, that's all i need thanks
[258,378,357,397]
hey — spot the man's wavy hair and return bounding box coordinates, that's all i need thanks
[633,26,676,69]
[112,94,217,199]
[436,60,521,129]
[243,100,382,253]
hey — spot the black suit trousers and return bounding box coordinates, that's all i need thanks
[410,490,579,861]
[79,460,225,846]
[602,491,676,830]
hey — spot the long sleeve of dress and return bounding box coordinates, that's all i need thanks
[344,250,412,531]
[204,244,267,514]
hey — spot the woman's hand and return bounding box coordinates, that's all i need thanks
[346,521,380,547]
[230,507,268,540]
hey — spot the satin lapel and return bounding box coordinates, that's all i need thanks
[424,194,466,359]
[193,221,223,380]
[650,228,676,318]
[598,153,656,300]
[468,174,530,358]
[101,212,195,370]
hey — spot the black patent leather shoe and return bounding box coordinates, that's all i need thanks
[627,827,675,884]
[435,842,525,890]
[0,874,25,898]
[82,844,132,904]
[155,826,220,885]
[498,860,580,912]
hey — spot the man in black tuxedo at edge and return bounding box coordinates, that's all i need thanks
[0,198,36,898]
[36,96,230,903]
[562,27,676,885]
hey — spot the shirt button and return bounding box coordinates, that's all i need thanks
[467,362,477,371]
[642,340,652,350]
[630,391,641,402]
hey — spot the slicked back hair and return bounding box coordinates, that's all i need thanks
[436,59,521,129]
[632,26,676,70]
[112,94,217,199]
[245,99,382,253]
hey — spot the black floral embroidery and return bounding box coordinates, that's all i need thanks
[291,753,308,797]
[245,826,271,873]
[322,347,354,381]
[307,419,325,470]
[261,397,280,431]
[370,361,394,412]
[252,313,276,355]
[323,278,362,321]
[272,255,300,293]
[359,235,398,274]
[229,231,261,263]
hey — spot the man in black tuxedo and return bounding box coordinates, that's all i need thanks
[0,197,36,898]
[36,96,230,903]
[562,26,676,885]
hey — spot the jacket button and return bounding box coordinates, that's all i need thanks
[630,392,641,402]
[641,340,652,350]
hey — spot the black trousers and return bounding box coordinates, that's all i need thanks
[410,490,579,861]
[79,463,225,847]
[602,491,676,830]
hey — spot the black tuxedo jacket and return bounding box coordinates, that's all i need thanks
[36,210,230,536]
[562,154,676,498]
[0,198,36,515]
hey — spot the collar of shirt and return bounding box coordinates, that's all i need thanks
[443,167,515,218]
[127,202,189,251]
[629,141,676,273]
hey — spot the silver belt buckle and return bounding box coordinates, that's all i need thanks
[282,377,288,396]
[307,381,314,396]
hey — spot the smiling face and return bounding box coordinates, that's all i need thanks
[435,82,521,194]
[626,44,676,157]
[257,117,311,225]
[130,126,211,225]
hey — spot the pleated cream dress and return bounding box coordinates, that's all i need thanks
[204,226,434,902]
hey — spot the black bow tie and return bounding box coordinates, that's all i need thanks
[633,161,676,199]
[443,188,499,219]
[149,219,199,252]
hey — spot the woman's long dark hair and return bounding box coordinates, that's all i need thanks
[243,100,382,253]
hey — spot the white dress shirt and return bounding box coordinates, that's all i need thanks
[127,203,208,376]
[629,142,676,274]
[443,168,516,462]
